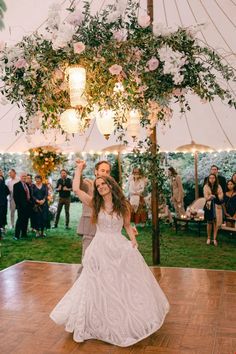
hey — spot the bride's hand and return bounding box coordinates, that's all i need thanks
[131,238,138,248]
[75,159,86,171]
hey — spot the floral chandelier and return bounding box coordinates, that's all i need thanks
[0,1,235,144]
[29,146,66,180]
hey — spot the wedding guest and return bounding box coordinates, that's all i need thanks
[232,172,236,185]
[32,175,49,237]
[6,169,19,229]
[26,173,35,231]
[0,176,9,238]
[203,165,227,194]
[50,161,169,347]
[168,167,185,217]
[128,167,148,227]
[223,180,236,227]
[13,172,31,240]
[53,169,72,229]
[203,174,223,246]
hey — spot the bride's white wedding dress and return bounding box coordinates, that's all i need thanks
[50,211,169,347]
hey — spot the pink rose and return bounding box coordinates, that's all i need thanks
[14,58,28,69]
[138,15,150,28]
[73,41,85,54]
[147,57,159,71]
[109,64,123,75]
[113,29,127,42]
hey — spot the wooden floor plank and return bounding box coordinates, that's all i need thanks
[0,261,236,354]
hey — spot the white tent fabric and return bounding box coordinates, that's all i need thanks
[0,0,235,153]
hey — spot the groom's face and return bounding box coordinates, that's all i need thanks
[95,163,111,177]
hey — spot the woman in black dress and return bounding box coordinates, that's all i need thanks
[0,175,10,238]
[32,175,49,237]
[223,180,236,227]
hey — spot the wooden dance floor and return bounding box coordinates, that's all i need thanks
[0,261,236,354]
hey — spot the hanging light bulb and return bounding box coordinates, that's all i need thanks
[67,66,87,107]
[60,108,80,133]
[96,109,115,140]
[127,109,140,140]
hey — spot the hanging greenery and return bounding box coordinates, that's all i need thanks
[0,0,235,139]
[29,146,66,181]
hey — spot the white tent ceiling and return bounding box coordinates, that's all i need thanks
[0,0,235,153]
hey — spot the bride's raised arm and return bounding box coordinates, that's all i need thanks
[73,160,93,208]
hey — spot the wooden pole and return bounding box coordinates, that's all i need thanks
[117,152,122,188]
[194,151,199,199]
[147,0,160,265]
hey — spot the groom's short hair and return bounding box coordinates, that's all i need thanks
[95,160,111,171]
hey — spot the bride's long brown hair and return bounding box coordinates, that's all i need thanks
[91,176,130,223]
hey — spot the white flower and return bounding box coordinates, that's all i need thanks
[47,3,61,29]
[154,22,178,37]
[138,15,150,28]
[113,82,124,93]
[52,23,75,50]
[66,10,84,26]
[113,29,128,42]
[106,11,121,24]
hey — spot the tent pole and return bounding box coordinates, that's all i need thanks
[148,0,160,265]
[194,151,199,199]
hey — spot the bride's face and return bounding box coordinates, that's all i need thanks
[95,178,111,197]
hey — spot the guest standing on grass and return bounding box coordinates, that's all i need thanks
[0,175,9,239]
[32,175,49,238]
[203,165,227,194]
[128,167,148,227]
[13,172,31,240]
[168,167,185,218]
[203,174,223,246]
[232,172,236,185]
[6,169,19,229]
[53,169,72,230]
[223,180,236,227]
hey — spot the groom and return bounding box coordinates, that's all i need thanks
[74,160,112,275]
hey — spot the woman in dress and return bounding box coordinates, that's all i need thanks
[203,174,223,246]
[0,175,9,238]
[231,172,236,185]
[223,179,236,227]
[128,167,147,226]
[32,175,49,237]
[50,161,169,347]
[168,167,185,217]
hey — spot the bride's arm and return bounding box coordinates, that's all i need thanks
[123,206,138,248]
[73,161,93,207]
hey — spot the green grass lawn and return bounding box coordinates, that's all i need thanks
[1,202,236,271]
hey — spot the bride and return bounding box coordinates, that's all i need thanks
[50,160,169,347]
